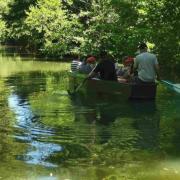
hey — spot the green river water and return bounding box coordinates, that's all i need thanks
[0,46,180,180]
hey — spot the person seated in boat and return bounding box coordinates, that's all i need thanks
[114,60,119,71]
[117,56,134,83]
[133,42,160,84]
[78,56,96,74]
[87,51,117,81]
[116,56,128,76]
[70,55,82,72]
[86,56,97,70]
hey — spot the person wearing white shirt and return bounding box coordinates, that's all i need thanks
[134,42,160,83]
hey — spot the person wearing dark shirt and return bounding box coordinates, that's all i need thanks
[88,52,117,81]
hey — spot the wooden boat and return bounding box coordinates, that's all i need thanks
[68,72,157,100]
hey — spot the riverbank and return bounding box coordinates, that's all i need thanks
[0,44,74,62]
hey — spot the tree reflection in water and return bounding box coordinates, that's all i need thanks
[71,92,160,165]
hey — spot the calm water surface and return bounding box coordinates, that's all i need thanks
[0,50,180,180]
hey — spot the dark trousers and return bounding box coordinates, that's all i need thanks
[133,76,155,85]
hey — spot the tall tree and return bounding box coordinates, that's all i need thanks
[78,0,143,60]
[4,0,37,44]
[143,0,180,69]
[25,0,81,56]
[0,0,12,41]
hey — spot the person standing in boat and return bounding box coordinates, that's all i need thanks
[87,51,117,81]
[133,42,160,83]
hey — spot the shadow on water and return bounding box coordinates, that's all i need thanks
[61,92,164,179]
[71,92,160,149]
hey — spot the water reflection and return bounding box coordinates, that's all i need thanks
[69,95,160,149]
[131,101,160,150]
[0,55,180,179]
[8,88,62,167]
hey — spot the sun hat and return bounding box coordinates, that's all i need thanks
[124,56,134,65]
[86,56,96,63]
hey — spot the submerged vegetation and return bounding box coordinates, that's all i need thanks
[0,0,180,68]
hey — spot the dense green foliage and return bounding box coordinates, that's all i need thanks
[147,0,180,69]
[3,0,37,45]
[0,0,180,67]
[25,0,81,56]
[0,0,11,41]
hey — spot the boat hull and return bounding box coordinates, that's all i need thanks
[68,72,157,100]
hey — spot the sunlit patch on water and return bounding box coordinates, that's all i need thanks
[156,159,180,179]
[17,141,62,167]
[8,94,36,126]
[8,92,63,167]
[52,90,69,96]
